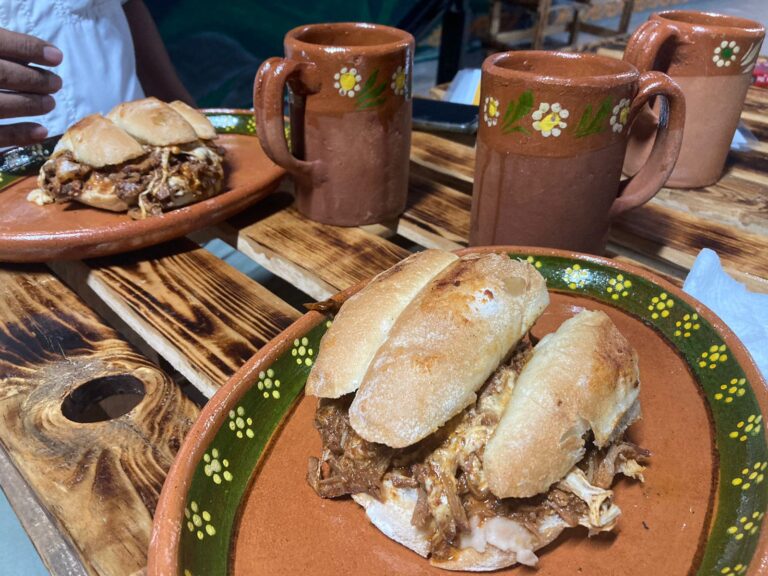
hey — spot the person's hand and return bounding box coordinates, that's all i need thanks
[0,29,63,147]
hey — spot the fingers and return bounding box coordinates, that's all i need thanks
[0,92,55,119]
[0,122,48,147]
[0,29,62,66]
[0,60,61,94]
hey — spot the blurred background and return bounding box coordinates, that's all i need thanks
[145,0,768,107]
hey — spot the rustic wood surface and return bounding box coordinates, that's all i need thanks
[0,69,766,576]
[0,266,200,575]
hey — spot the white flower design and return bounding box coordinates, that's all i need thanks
[333,67,362,97]
[713,40,740,67]
[391,66,407,96]
[483,96,500,127]
[532,102,569,137]
[609,98,631,133]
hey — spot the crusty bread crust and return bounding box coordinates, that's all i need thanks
[169,101,218,140]
[54,115,145,168]
[107,97,198,146]
[484,310,640,499]
[306,250,459,399]
[77,181,130,212]
[349,254,549,448]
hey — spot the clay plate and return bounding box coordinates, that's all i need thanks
[149,247,768,576]
[0,109,284,262]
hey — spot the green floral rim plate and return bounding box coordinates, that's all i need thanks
[148,247,768,576]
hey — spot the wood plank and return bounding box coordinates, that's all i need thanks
[230,199,412,300]
[410,130,475,184]
[50,239,300,399]
[0,265,199,575]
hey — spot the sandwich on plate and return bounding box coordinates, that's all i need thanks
[29,97,225,218]
[306,249,649,571]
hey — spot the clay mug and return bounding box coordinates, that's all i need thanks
[470,51,685,254]
[254,23,414,226]
[624,11,765,188]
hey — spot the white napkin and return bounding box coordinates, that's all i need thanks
[683,249,768,380]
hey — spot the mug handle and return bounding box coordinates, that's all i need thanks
[609,71,686,218]
[623,19,684,73]
[253,57,321,183]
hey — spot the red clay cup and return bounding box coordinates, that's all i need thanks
[623,11,765,188]
[470,51,686,254]
[254,23,415,226]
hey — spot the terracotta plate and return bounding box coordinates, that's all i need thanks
[0,110,284,262]
[149,247,768,576]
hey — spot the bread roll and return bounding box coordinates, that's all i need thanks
[484,310,640,499]
[107,97,198,146]
[54,115,144,168]
[349,254,549,448]
[306,249,458,398]
[169,101,217,140]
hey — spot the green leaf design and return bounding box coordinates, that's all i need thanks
[355,68,388,110]
[574,96,613,138]
[357,69,378,98]
[500,90,533,134]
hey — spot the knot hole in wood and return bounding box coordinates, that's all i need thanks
[61,374,145,423]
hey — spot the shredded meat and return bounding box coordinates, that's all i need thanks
[307,397,394,499]
[37,142,224,218]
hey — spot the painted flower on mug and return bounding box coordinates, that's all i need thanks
[532,102,569,137]
[334,67,362,97]
[713,40,740,67]
[484,96,500,127]
[391,66,407,96]
[610,98,631,133]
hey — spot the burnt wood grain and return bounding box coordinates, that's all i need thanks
[0,265,199,575]
[50,239,300,399]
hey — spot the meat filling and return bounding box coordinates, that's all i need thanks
[36,142,225,218]
[308,339,650,561]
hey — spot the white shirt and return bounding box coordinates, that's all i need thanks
[0,0,144,135]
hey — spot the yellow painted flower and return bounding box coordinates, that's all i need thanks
[731,461,767,491]
[699,344,728,369]
[674,313,700,338]
[715,377,747,403]
[258,368,281,400]
[228,405,255,439]
[727,511,765,541]
[729,414,763,441]
[483,96,500,127]
[647,292,674,319]
[525,255,542,269]
[563,264,588,290]
[203,447,233,484]
[391,65,407,96]
[610,98,631,133]
[246,116,256,134]
[292,336,315,367]
[334,67,362,97]
[713,40,740,68]
[532,102,569,137]
[184,501,216,540]
[606,273,632,300]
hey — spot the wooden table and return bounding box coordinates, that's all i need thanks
[0,85,766,575]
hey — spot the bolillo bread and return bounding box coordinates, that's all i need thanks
[349,253,549,448]
[169,100,218,140]
[53,114,144,169]
[107,97,198,146]
[306,249,459,399]
[484,310,641,499]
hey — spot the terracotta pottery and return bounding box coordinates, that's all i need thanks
[253,22,415,226]
[0,110,284,262]
[469,51,685,255]
[148,247,768,576]
[624,11,765,189]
